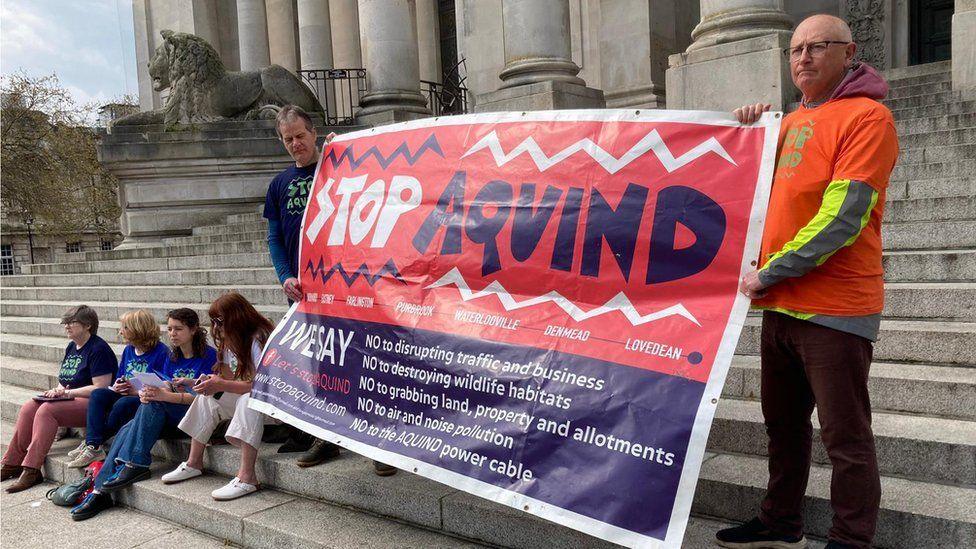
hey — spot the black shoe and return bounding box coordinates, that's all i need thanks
[100,465,151,493]
[373,461,397,477]
[715,517,807,548]
[825,542,857,549]
[278,427,314,453]
[71,492,113,521]
[296,439,340,467]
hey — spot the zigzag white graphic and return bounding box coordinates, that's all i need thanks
[461,129,736,174]
[426,268,700,327]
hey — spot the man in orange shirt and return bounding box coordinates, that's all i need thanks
[716,14,898,549]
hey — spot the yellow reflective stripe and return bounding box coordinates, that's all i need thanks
[752,305,815,320]
[761,179,852,271]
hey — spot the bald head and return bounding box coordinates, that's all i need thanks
[789,13,857,102]
[795,14,853,43]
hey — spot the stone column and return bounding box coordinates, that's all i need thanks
[330,0,362,68]
[267,0,299,71]
[417,0,442,83]
[599,0,675,108]
[953,0,976,91]
[237,0,272,70]
[666,0,796,111]
[356,0,431,125]
[476,0,604,111]
[298,0,333,70]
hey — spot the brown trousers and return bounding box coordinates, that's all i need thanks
[758,311,880,548]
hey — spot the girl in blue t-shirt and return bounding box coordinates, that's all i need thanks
[71,308,217,520]
[66,310,169,468]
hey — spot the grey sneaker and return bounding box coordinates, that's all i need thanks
[66,440,87,460]
[65,445,105,468]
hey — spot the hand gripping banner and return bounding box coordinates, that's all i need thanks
[249,110,780,548]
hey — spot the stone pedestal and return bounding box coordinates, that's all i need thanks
[667,34,797,112]
[953,0,976,91]
[475,0,603,111]
[666,1,795,111]
[98,119,341,248]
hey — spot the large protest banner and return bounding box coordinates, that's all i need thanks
[249,110,780,548]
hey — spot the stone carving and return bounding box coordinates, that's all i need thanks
[116,30,324,127]
[844,0,887,69]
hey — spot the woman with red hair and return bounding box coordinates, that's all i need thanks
[161,292,275,500]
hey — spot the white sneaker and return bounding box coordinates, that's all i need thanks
[161,461,202,484]
[211,477,258,500]
[67,440,87,459]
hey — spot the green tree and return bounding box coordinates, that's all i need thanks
[1,73,120,234]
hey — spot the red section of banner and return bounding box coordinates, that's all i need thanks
[297,119,764,384]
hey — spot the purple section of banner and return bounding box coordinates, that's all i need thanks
[251,309,706,540]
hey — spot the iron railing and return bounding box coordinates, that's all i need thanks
[298,68,470,122]
[297,68,367,125]
[421,79,469,116]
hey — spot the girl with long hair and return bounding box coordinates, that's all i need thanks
[161,292,275,501]
[70,308,217,520]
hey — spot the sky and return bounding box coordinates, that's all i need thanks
[0,0,139,109]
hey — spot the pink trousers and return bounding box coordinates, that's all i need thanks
[2,398,89,469]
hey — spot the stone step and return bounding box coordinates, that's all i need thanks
[22,252,273,275]
[897,126,976,148]
[885,70,952,89]
[890,100,976,122]
[162,230,268,247]
[695,452,975,549]
[889,177,976,201]
[723,355,976,421]
[883,220,976,250]
[79,239,267,263]
[884,195,976,222]
[886,80,953,100]
[882,249,976,282]
[891,159,976,183]
[895,112,976,134]
[0,418,494,549]
[192,220,267,236]
[898,143,976,165]
[709,398,975,485]
[224,211,265,224]
[737,317,976,366]
[883,60,950,81]
[0,284,284,308]
[883,91,968,112]
[0,266,278,288]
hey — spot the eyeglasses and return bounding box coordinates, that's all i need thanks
[211,317,223,326]
[783,41,850,60]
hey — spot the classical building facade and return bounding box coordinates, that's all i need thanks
[131,0,972,117]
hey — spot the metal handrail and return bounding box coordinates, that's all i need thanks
[297,68,367,125]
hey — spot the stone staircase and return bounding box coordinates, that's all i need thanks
[1,61,974,547]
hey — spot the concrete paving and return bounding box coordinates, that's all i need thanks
[0,482,228,549]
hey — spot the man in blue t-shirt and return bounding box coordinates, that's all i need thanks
[263,106,395,477]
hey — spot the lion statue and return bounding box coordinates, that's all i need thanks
[116,30,324,127]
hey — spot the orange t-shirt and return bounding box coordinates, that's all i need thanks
[754,97,899,316]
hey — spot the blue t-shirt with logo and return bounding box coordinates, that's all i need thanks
[118,342,169,379]
[263,163,317,278]
[59,335,118,389]
[162,346,218,381]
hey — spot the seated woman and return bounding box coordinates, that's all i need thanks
[66,310,169,468]
[70,308,217,520]
[1,305,118,493]
[160,292,274,501]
